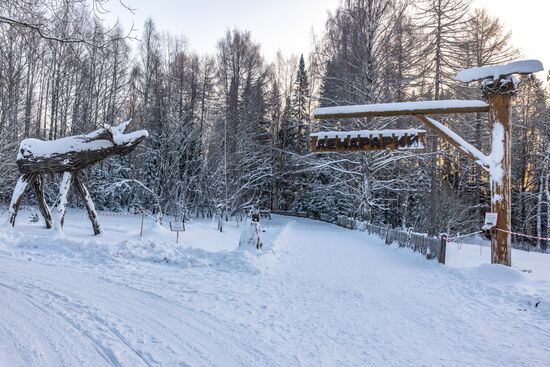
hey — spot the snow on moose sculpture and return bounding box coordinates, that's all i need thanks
[9,120,148,235]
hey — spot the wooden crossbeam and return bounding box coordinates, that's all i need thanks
[313,100,489,119]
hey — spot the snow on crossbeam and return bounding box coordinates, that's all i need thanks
[456,60,544,83]
[313,100,489,119]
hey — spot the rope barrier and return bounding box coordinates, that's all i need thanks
[447,230,484,241]
[495,228,550,241]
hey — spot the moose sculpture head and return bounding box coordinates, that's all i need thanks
[9,120,148,235]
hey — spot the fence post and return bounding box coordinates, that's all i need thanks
[438,234,447,264]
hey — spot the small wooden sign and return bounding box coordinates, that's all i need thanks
[170,221,185,244]
[170,221,185,232]
[483,212,498,229]
[310,129,426,153]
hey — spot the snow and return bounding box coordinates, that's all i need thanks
[238,220,262,250]
[17,135,113,160]
[314,100,489,117]
[8,176,30,214]
[0,209,549,366]
[489,122,505,189]
[456,59,544,83]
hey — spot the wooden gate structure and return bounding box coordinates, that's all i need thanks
[312,60,544,266]
[9,120,148,235]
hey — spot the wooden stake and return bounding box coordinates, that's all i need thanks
[140,209,145,238]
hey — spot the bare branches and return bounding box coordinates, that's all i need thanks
[0,0,135,49]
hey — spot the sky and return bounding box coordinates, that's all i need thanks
[108,0,549,81]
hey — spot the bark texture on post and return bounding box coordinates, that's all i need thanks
[486,82,513,266]
[32,175,53,229]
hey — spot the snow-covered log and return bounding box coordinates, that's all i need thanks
[456,60,544,83]
[17,120,148,174]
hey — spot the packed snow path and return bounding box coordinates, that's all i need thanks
[0,212,549,366]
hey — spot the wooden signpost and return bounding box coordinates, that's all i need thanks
[170,220,185,244]
[312,60,544,266]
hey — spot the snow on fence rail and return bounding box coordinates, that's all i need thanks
[272,211,445,264]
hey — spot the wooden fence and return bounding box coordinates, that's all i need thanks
[272,211,446,264]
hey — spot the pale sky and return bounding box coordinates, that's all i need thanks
[108,0,549,81]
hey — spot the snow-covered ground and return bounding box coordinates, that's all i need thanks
[0,209,549,366]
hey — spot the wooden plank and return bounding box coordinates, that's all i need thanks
[414,115,488,166]
[313,100,489,119]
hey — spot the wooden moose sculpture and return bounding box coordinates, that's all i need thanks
[9,120,148,235]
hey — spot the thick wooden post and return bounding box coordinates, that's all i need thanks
[486,84,513,266]
[439,234,447,264]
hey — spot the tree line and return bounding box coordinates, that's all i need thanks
[1,0,549,249]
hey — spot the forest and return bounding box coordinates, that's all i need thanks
[1,0,549,249]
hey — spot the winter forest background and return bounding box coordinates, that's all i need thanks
[1,0,549,249]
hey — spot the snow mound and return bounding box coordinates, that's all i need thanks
[113,239,260,273]
[0,220,295,275]
[250,222,294,272]
[467,263,526,283]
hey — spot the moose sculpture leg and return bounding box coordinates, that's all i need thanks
[73,171,101,235]
[53,172,72,231]
[9,174,36,226]
[32,175,53,229]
